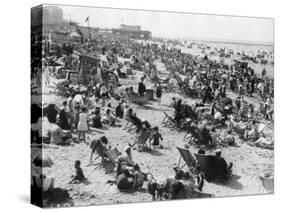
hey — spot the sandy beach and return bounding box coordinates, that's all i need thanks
[32,65,273,206]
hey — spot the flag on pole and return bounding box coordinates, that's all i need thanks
[85,16,89,23]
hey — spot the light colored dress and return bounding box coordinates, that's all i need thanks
[78,112,88,131]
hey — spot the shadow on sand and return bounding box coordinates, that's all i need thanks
[212,174,243,190]
[142,149,163,157]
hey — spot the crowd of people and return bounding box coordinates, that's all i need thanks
[31,31,274,206]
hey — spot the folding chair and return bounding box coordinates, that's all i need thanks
[161,111,179,129]
[105,147,121,161]
[53,82,69,97]
[176,146,197,170]
[194,153,218,181]
[136,130,152,151]
[104,147,122,172]
[127,116,142,132]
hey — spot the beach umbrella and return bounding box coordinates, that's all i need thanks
[33,154,54,168]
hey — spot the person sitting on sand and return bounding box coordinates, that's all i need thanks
[128,108,151,130]
[45,104,58,124]
[161,177,187,200]
[149,127,163,149]
[210,127,221,145]
[49,122,71,145]
[132,163,145,190]
[90,108,103,129]
[198,124,213,146]
[223,131,235,146]
[244,120,259,142]
[116,169,135,190]
[102,108,116,126]
[69,160,87,184]
[89,136,110,163]
[214,149,233,181]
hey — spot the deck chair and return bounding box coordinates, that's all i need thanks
[53,82,69,97]
[105,148,121,162]
[176,146,197,170]
[136,130,152,151]
[194,153,218,182]
[161,112,179,129]
[127,116,142,132]
[104,147,122,172]
[259,176,274,193]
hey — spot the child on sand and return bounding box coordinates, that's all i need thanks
[77,107,88,143]
[149,127,163,149]
[69,160,87,184]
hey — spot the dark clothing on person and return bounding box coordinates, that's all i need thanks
[162,178,187,200]
[95,88,101,98]
[31,104,42,124]
[130,114,151,130]
[151,132,163,146]
[75,167,86,181]
[46,104,58,123]
[115,104,124,119]
[138,81,146,96]
[156,86,162,98]
[116,173,133,190]
[203,86,213,103]
[58,108,70,130]
[215,157,228,180]
[199,127,212,146]
[91,115,103,128]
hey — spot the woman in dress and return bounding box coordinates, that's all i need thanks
[77,107,88,143]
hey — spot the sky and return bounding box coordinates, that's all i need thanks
[58,4,274,44]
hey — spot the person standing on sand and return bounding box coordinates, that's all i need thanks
[43,65,51,87]
[77,107,88,143]
[138,77,146,96]
[156,83,162,105]
[66,93,75,131]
